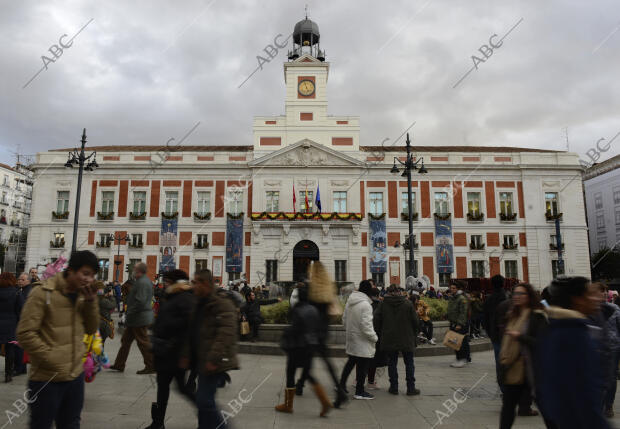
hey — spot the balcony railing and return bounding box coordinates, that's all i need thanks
[550,243,565,250]
[96,241,112,248]
[50,240,65,249]
[400,212,419,221]
[193,212,212,221]
[97,212,114,221]
[13,202,22,209]
[250,211,362,221]
[10,221,20,227]
[161,211,178,220]
[470,242,485,250]
[194,242,210,249]
[0,200,8,206]
[129,211,146,220]
[503,243,518,250]
[128,242,144,248]
[467,212,485,222]
[499,212,517,221]
[545,211,563,221]
[52,211,69,220]
[434,212,451,220]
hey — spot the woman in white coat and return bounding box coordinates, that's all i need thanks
[336,280,378,401]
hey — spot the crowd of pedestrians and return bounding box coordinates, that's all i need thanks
[3,250,620,428]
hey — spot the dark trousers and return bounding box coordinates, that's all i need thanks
[450,323,470,361]
[296,343,340,392]
[501,384,527,429]
[604,350,620,410]
[196,373,226,429]
[286,348,315,388]
[156,369,195,416]
[248,318,261,339]
[339,355,371,395]
[3,342,15,377]
[14,345,27,374]
[113,326,154,370]
[387,351,416,392]
[492,342,504,393]
[29,373,85,429]
[421,320,433,340]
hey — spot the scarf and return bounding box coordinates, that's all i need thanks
[499,308,530,385]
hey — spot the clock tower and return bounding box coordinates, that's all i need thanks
[253,15,359,153]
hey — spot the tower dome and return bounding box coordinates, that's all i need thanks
[293,18,320,46]
[288,14,325,61]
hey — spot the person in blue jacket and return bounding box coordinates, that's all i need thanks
[535,276,610,429]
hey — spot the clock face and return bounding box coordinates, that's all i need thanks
[298,79,315,96]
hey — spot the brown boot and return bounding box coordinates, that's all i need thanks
[275,388,295,413]
[312,383,332,417]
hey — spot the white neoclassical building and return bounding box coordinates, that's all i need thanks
[26,18,590,288]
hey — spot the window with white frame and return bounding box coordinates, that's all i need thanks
[614,187,620,205]
[165,191,178,215]
[97,259,109,281]
[371,272,384,287]
[196,191,210,216]
[598,239,607,250]
[467,192,481,216]
[545,192,559,216]
[471,234,483,248]
[504,235,516,247]
[101,191,115,215]
[434,192,449,215]
[196,233,208,247]
[597,214,606,230]
[266,260,278,283]
[133,191,147,215]
[402,191,416,215]
[299,191,313,213]
[99,233,111,247]
[333,191,347,213]
[595,193,603,210]
[131,234,143,247]
[195,259,209,273]
[2,175,8,186]
[53,232,65,247]
[266,191,279,212]
[499,192,514,216]
[505,260,518,278]
[335,260,347,282]
[438,273,451,287]
[551,260,565,278]
[56,191,69,213]
[369,192,383,215]
[471,260,485,278]
[228,189,243,215]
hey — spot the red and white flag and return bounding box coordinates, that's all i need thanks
[293,183,296,210]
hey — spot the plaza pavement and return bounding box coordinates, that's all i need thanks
[2,334,619,429]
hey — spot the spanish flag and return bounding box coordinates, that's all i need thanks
[305,188,309,212]
[293,183,296,209]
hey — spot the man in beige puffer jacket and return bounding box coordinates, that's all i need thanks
[17,251,99,429]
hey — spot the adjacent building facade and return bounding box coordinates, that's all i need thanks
[1,162,33,273]
[26,18,590,288]
[584,154,620,255]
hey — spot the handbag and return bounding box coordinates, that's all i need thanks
[443,329,465,351]
[240,320,250,336]
[102,316,115,339]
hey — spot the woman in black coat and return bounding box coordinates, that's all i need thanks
[147,269,196,429]
[0,273,23,383]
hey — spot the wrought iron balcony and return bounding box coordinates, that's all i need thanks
[467,212,485,222]
[499,212,517,221]
[97,211,114,221]
[129,211,146,220]
[52,211,69,220]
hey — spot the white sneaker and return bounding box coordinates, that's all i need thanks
[429,338,437,345]
[450,359,467,368]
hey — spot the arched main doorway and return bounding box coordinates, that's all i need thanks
[293,240,319,281]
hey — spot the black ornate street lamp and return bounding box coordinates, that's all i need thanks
[65,129,98,254]
[109,232,131,283]
[390,133,427,277]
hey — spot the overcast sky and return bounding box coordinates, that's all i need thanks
[1,0,619,167]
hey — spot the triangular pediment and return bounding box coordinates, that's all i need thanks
[294,54,321,63]
[250,139,363,167]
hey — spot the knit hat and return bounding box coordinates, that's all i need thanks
[308,261,336,303]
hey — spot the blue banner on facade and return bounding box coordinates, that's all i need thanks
[435,218,454,274]
[160,218,178,274]
[226,218,243,273]
[369,218,387,273]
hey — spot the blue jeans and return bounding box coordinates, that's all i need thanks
[492,341,505,394]
[196,373,226,429]
[29,373,85,429]
[387,351,416,392]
